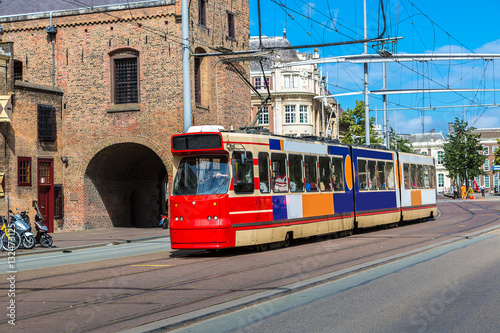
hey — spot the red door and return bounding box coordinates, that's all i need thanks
[38,159,54,233]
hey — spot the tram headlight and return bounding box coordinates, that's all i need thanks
[174,217,179,221]
[207,216,212,221]
[213,216,218,220]
[180,216,183,221]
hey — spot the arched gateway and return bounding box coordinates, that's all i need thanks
[84,143,168,228]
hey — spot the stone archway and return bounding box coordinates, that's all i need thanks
[84,143,167,228]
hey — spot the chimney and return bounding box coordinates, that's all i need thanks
[429,129,435,133]
[313,47,320,59]
[283,28,286,38]
[448,122,453,134]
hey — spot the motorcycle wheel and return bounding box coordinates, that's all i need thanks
[22,235,36,249]
[162,218,169,229]
[40,234,53,248]
[1,230,22,251]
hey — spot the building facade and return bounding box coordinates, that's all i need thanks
[0,0,250,231]
[472,128,500,192]
[249,33,340,138]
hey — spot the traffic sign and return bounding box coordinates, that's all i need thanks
[492,165,500,171]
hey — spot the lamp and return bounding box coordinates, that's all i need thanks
[61,156,69,163]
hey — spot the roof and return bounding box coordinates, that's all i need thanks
[399,132,447,143]
[0,0,168,18]
[249,36,299,71]
[471,128,500,139]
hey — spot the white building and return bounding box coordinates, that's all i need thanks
[249,32,340,138]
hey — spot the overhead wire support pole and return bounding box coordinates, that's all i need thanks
[383,60,389,147]
[182,0,191,132]
[363,0,370,145]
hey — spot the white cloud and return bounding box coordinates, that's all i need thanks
[475,39,500,53]
[397,115,435,134]
[468,110,500,129]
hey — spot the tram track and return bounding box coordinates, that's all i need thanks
[2,201,500,332]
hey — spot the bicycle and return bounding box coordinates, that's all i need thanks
[1,216,21,252]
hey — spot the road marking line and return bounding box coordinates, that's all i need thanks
[131,264,172,267]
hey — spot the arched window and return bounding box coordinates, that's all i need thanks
[109,49,139,105]
[194,48,210,106]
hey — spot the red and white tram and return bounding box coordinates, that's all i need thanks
[169,127,437,250]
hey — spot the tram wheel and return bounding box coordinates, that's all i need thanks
[332,232,340,239]
[282,233,292,248]
[257,243,269,252]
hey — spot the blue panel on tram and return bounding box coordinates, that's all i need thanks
[356,191,397,211]
[269,139,282,151]
[272,196,288,220]
[333,193,354,214]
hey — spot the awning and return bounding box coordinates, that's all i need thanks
[0,94,13,122]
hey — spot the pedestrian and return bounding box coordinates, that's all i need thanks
[461,184,466,199]
[453,185,458,199]
[480,184,485,198]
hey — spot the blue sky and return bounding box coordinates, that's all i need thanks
[249,0,500,135]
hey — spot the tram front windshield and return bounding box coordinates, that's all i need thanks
[173,156,229,195]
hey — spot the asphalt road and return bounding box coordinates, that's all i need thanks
[1,200,500,332]
[169,230,500,333]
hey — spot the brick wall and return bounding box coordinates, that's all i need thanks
[0,81,63,224]
[0,1,250,230]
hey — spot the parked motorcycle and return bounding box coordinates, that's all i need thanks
[159,212,169,229]
[33,203,53,248]
[1,215,22,251]
[9,209,36,249]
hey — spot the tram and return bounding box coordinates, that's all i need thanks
[169,126,437,250]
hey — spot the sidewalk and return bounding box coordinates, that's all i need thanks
[438,192,500,201]
[4,227,170,256]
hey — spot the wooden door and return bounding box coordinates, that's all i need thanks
[38,159,54,233]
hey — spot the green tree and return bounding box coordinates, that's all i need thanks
[388,128,415,153]
[494,139,500,168]
[339,100,382,145]
[442,117,485,186]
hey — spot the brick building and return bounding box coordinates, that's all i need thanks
[471,128,500,192]
[0,0,250,231]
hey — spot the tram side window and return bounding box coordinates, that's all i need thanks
[410,164,417,189]
[385,162,395,190]
[377,161,386,190]
[271,153,288,192]
[319,156,332,191]
[368,160,378,190]
[258,152,270,193]
[332,157,344,191]
[423,165,430,189]
[289,154,304,192]
[429,165,436,189]
[305,155,318,191]
[403,163,411,189]
[417,165,424,189]
[232,151,254,194]
[358,159,368,191]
